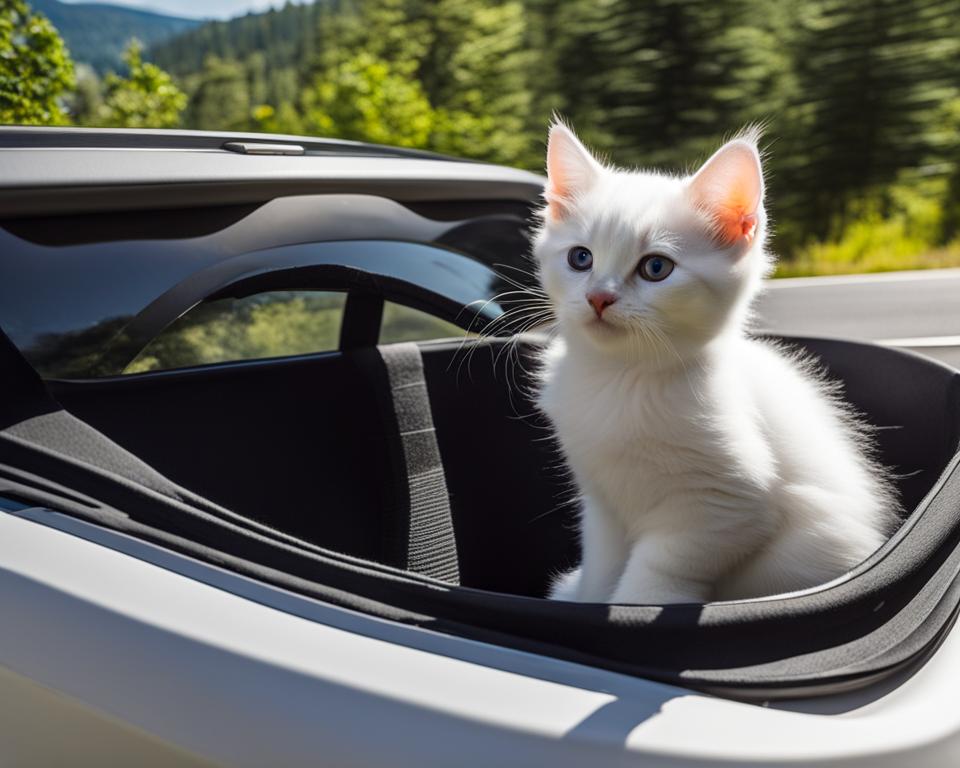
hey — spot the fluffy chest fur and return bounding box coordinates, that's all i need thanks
[538,341,775,539]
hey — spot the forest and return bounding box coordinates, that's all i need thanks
[29,0,200,73]
[3,0,960,276]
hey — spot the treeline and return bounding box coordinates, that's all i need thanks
[30,0,199,74]
[146,0,960,262]
[152,0,548,168]
[5,0,960,272]
[152,2,317,75]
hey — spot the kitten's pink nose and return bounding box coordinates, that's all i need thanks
[587,290,618,318]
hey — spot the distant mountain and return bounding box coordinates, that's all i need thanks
[149,1,319,77]
[31,0,202,73]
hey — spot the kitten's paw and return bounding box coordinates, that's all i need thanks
[548,568,582,601]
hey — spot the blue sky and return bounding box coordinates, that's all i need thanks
[60,0,302,20]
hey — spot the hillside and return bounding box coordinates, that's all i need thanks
[32,0,201,73]
[149,2,318,77]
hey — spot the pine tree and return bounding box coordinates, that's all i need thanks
[779,0,960,247]
[423,0,540,166]
[561,0,791,170]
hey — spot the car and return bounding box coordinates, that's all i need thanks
[2,126,960,767]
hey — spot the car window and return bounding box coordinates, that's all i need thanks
[2,222,506,379]
[380,301,468,345]
[125,291,346,374]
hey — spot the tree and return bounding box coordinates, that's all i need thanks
[251,101,303,135]
[296,0,541,167]
[316,0,431,76]
[150,2,321,78]
[68,64,103,126]
[0,0,75,125]
[184,55,250,131]
[96,40,186,128]
[937,97,960,242]
[300,51,436,147]
[778,0,960,247]
[424,0,540,167]
[560,0,792,168]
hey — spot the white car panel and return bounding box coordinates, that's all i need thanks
[2,507,959,767]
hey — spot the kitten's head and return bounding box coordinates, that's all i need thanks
[533,120,771,366]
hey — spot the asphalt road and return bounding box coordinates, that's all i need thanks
[755,268,960,369]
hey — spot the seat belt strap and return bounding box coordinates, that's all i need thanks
[362,342,460,584]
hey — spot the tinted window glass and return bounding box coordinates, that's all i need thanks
[1,207,510,378]
[380,302,469,345]
[125,291,345,374]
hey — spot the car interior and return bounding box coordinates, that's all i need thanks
[2,198,960,700]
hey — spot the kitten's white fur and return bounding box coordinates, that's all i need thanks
[535,122,897,604]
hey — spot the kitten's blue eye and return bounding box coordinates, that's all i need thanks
[638,254,675,282]
[567,246,593,271]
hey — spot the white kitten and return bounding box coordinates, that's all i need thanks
[534,122,897,604]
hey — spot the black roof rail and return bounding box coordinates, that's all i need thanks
[0,126,472,163]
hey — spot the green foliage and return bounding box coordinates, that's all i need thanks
[0,0,74,125]
[125,294,465,375]
[251,101,303,135]
[30,0,199,74]
[777,180,960,277]
[151,2,318,78]
[938,98,960,242]
[425,0,540,166]
[67,64,102,124]
[777,235,960,278]
[300,51,436,147]
[772,0,960,251]
[23,290,468,378]
[379,302,466,345]
[150,0,316,134]
[95,40,186,128]
[183,55,250,131]
[126,292,346,374]
[559,0,795,167]
[291,0,544,165]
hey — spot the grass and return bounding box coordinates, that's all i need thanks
[773,196,960,277]
[774,242,960,278]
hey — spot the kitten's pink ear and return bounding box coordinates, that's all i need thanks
[545,122,600,221]
[687,138,764,246]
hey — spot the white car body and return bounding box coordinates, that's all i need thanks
[4,504,960,767]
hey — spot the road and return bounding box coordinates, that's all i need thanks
[755,268,960,369]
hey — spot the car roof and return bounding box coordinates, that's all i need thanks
[0,127,545,217]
